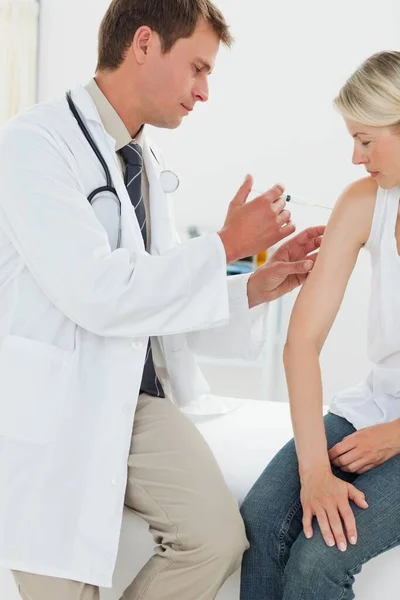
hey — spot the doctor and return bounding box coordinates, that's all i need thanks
[0,1,323,599]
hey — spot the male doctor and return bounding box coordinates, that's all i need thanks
[0,1,323,599]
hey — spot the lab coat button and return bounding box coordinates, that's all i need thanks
[131,341,143,350]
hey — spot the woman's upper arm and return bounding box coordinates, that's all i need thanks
[286,177,377,350]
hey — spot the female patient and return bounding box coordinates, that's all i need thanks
[240,50,400,600]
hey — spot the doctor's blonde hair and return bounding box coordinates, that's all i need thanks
[97,0,233,71]
[334,51,400,129]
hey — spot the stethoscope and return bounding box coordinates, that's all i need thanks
[65,91,180,244]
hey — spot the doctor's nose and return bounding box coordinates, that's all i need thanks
[194,81,209,103]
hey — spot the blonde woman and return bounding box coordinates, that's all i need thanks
[240,51,400,600]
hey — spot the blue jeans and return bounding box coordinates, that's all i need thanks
[240,413,400,600]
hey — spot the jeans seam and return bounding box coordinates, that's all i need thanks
[278,499,302,574]
[335,533,400,595]
[336,587,346,600]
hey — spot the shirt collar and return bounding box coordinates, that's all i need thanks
[85,78,144,151]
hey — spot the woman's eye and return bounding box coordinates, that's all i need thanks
[193,65,202,74]
[361,141,371,147]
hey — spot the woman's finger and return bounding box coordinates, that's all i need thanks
[339,502,357,546]
[331,448,362,468]
[357,464,375,475]
[302,506,314,539]
[326,505,347,551]
[341,458,370,473]
[315,508,335,548]
[347,483,369,509]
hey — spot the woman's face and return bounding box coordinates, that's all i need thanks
[345,118,400,189]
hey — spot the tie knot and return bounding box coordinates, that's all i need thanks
[120,142,143,167]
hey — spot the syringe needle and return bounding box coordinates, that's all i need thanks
[286,195,333,211]
[252,188,332,211]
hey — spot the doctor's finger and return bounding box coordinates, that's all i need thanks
[293,239,322,259]
[277,220,296,241]
[303,251,319,264]
[255,183,285,206]
[272,197,287,214]
[277,210,292,227]
[304,235,323,253]
[275,260,314,276]
[230,174,254,207]
[290,225,326,246]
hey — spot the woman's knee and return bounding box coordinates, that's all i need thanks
[284,533,358,598]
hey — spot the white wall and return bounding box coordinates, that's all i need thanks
[37,0,400,402]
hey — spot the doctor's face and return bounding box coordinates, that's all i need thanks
[345,119,400,189]
[139,20,220,129]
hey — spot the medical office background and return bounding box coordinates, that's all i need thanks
[2,0,400,406]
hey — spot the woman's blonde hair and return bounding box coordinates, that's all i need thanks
[334,51,400,128]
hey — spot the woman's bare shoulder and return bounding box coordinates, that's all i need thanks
[336,176,377,210]
[331,176,378,244]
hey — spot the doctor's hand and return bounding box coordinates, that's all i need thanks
[247,225,325,307]
[329,421,400,475]
[218,176,295,264]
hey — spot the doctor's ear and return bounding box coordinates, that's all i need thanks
[132,26,153,62]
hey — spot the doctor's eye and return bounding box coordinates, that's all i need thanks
[193,64,202,75]
[361,141,371,147]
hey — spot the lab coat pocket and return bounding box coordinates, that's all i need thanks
[0,335,72,444]
[164,333,186,354]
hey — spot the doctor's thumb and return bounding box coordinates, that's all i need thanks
[279,260,314,275]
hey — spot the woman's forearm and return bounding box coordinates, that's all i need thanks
[284,339,331,478]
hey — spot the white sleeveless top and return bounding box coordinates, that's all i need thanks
[330,185,400,430]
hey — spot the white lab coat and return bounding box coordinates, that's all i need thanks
[0,85,268,586]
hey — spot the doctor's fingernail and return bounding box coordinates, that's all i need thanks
[305,261,314,270]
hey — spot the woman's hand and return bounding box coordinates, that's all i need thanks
[329,421,400,475]
[300,467,369,551]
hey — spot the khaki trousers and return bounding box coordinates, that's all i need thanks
[13,394,248,600]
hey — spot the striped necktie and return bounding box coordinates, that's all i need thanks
[120,142,165,398]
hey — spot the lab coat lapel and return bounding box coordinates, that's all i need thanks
[69,86,145,252]
[143,139,176,255]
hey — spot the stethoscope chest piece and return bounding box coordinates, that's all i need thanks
[160,170,180,194]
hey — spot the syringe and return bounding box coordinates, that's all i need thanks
[253,188,333,211]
